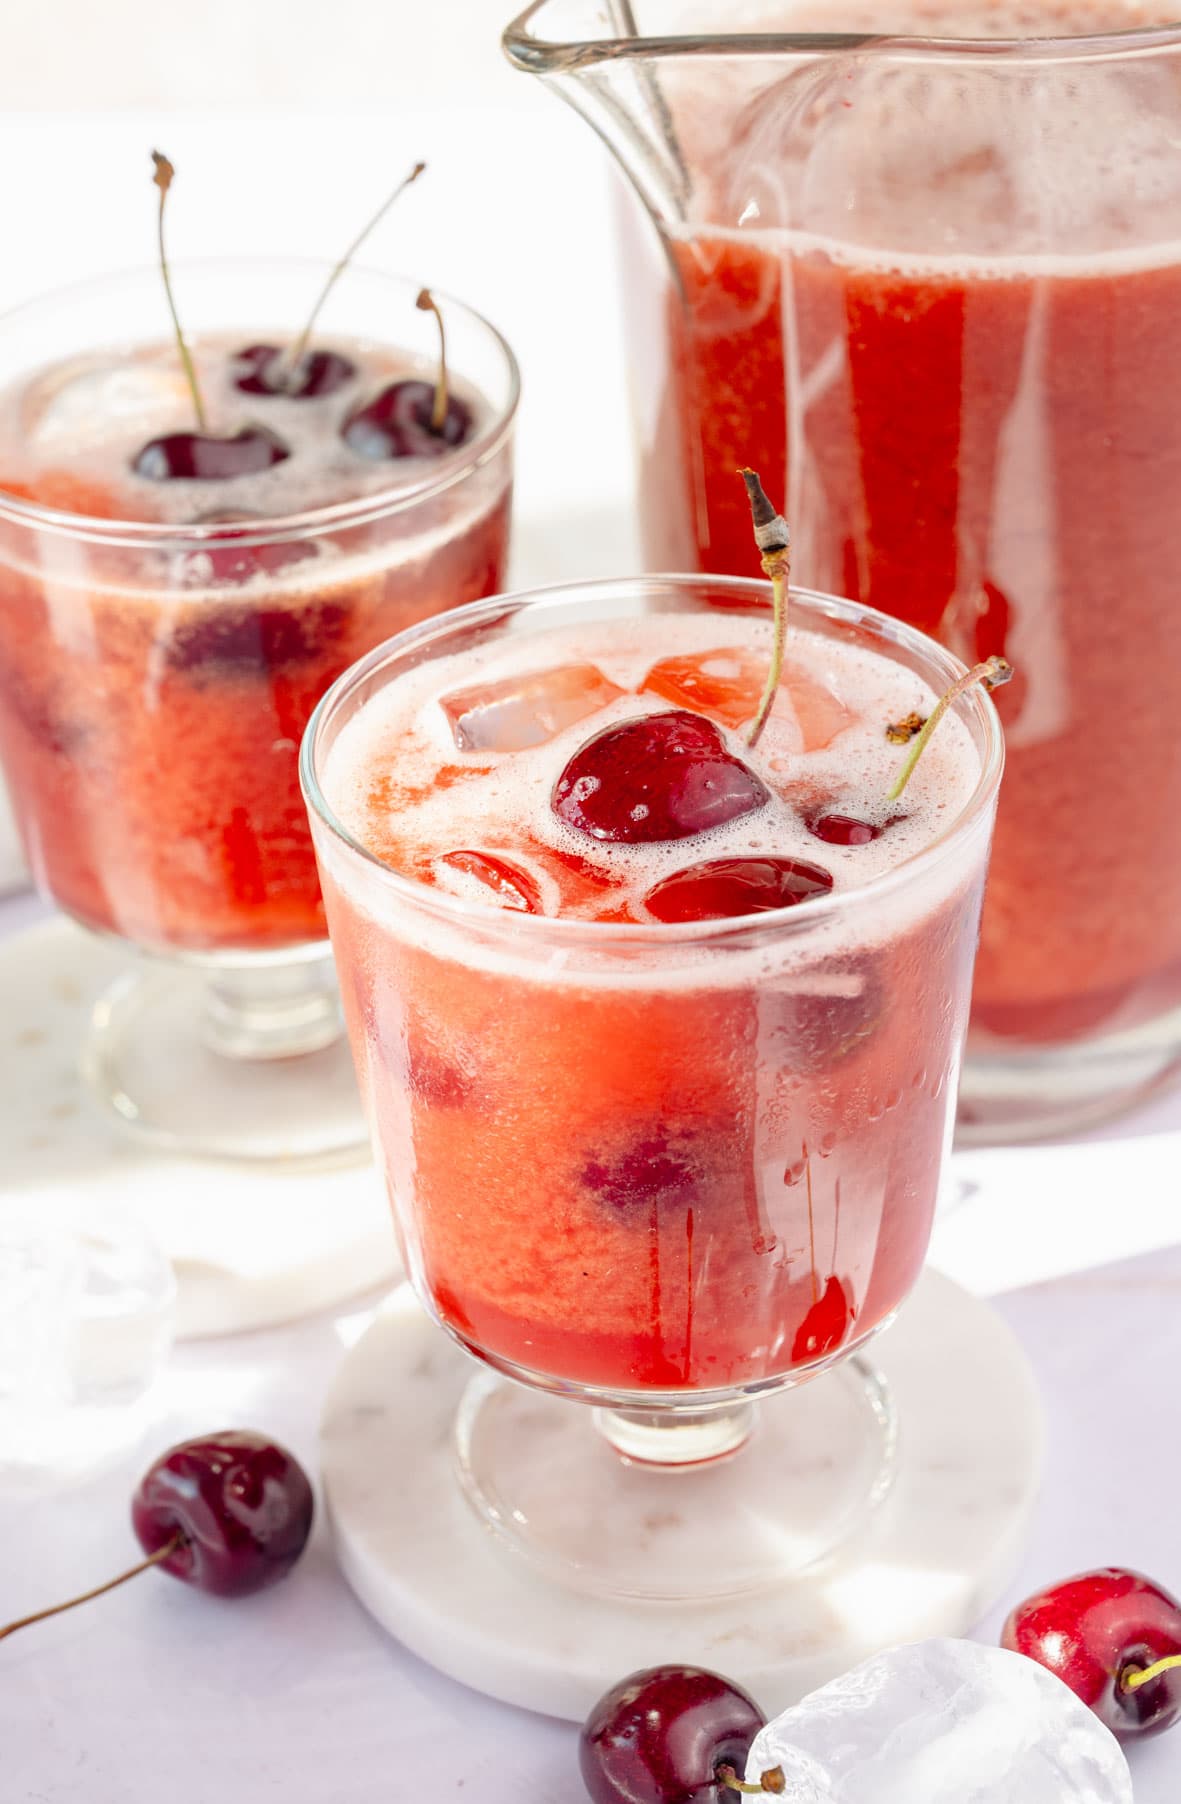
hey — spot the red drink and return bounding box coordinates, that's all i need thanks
[307,580,1000,1395]
[646,233,1181,1053]
[0,267,516,955]
[589,0,1181,1132]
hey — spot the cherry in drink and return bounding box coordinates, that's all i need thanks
[0,161,517,1161]
[306,571,1001,1399]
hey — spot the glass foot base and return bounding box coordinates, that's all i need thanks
[321,1275,1043,1718]
[81,954,369,1167]
[958,1004,1181,1144]
[455,1358,897,1602]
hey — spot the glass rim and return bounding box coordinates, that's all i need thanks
[0,256,521,552]
[300,573,1005,949]
[503,0,1181,68]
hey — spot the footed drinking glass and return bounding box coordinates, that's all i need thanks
[0,260,517,1163]
[303,576,1002,1599]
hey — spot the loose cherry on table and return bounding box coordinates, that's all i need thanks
[231,343,357,398]
[1003,1568,1181,1737]
[552,710,770,845]
[580,1665,784,1804]
[0,1430,314,1641]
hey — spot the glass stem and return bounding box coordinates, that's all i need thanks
[593,1401,755,1467]
[201,953,344,1061]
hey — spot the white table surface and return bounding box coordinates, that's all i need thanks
[1,102,1180,1801]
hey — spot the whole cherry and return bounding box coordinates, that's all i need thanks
[805,810,905,847]
[342,288,472,461]
[231,343,356,398]
[132,153,291,483]
[131,1430,315,1597]
[552,711,769,845]
[644,854,833,923]
[134,425,290,482]
[1003,1567,1181,1737]
[341,379,471,460]
[580,1665,782,1804]
[0,1430,314,1640]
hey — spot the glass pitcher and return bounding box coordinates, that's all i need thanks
[504,0,1181,1143]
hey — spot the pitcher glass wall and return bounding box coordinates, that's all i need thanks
[505,1,1181,1141]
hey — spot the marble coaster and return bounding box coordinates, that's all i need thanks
[322,1272,1044,1720]
[0,916,399,1338]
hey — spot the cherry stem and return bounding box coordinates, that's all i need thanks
[886,655,1013,801]
[716,1763,787,1795]
[283,159,426,386]
[150,152,207,431]
[1122,1653,1181,1692]
[416,288,449,432]
[738,467,791,750]
[0,1532,185,1642]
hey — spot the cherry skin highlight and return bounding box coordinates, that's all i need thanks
[644,855,834,924]
[130,1429,314,1598]
[133,425,290,482]
[341,380,473,461]
[231,343,356,398]
[580,1664,765,1804]
[1003,1567,1181,1737]
[552,710,769,845]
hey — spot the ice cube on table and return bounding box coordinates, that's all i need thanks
[20,357,190,451]
[440,662,624,752]
[746,1639,1132,1803]
[642,649,855,748]
[0,1203,175,1483]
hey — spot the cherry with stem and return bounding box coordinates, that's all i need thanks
[150,151,206,430]
[281,160,426,388]
[886,655,1013,801]
[737,467,790,750]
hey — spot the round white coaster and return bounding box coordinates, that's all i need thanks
[1,917,399,1337]
[322,1272,1044,1721]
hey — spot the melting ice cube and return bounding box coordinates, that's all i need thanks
[20,358,191,452]
[642,649,855,748]
[747,1640,1132,1804]
[440,663,624,752]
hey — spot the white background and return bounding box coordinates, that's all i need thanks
[1,4,1180,1798]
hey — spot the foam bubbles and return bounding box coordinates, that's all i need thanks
[323,610,983,931]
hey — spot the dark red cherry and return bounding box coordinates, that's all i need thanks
[1003,1568,1181,1737]
[131,1430,314,1598]
[553,711,769,845]
[438,848,542,914]
[581,1665,765,1804]
[182,508,318,587]
[133,425,290,482]
[792,1274,853,1363]
[231,343,356,398]
[806,810,905,847]
[341,380,472,461]
[644,855,834,924]
[582,1129,699,1215]
[165,597,348,676]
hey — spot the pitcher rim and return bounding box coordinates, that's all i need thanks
[503,1,1181,70]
